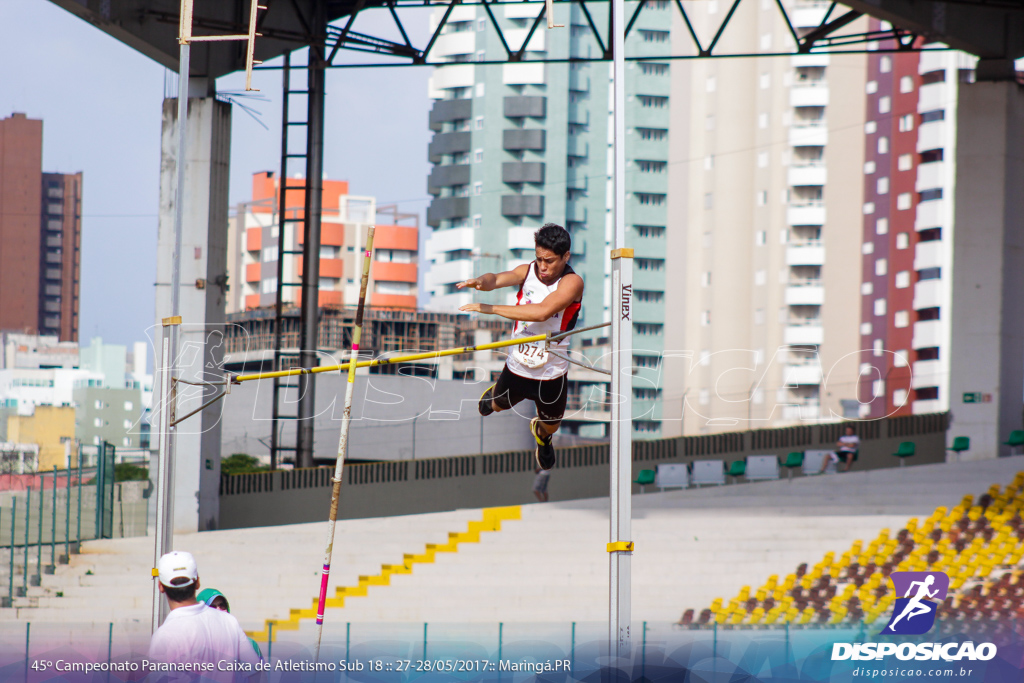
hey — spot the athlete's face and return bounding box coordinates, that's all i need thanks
[534,246,570,284]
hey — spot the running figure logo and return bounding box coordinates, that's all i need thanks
[880,571,949,635]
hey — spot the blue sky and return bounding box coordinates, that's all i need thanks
[0,1,432,357]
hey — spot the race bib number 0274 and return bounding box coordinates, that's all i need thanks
[512,340,549,369]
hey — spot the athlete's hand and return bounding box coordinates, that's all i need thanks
[459,303,494,314]
[456,278,483,290]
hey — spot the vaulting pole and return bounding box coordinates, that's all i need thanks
[608,0,634,661]
[313,226,375,661]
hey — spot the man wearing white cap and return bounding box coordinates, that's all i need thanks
[149,551,260,680]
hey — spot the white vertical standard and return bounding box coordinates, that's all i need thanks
[608,0,634,661]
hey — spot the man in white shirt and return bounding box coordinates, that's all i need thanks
[821,425,860,473]
[148,551,261,682]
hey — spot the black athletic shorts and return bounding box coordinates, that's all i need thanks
[492,365,568,425]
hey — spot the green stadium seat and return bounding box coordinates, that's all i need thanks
[634,469,656,493]
[784,452,804,480]
[893,441,915,467]
[728,459,746,482]
[1005,430,1024,455]
[948,436,970,456]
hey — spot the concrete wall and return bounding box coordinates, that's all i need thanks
[219,412,950,529]
[220,372,537,463]
[949,80,1024,458]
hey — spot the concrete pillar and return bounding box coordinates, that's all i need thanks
[948,79,1024,459]
[156,94,231,532]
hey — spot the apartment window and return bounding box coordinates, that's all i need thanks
[701,271,712,287]
[760,73,770,89]
[873,339,884,356]
[704,155,714,170]
[876,177,889,195]
[94,418,102,428]
[636,258,665,271]
[861,322,873,336]
[896,232,910,249]
[635,290,664,303]
[758,152,769,168]
[639,95,669,110]
[754,309,765,325]
[865,121,878,134]
[635,323,663,335]
[472,214,482,227]
[635,225,665,238]
[475,116,484,130]
[94,400,103,410]
[758,113,769,129]
[699,350,710,366]
[900,76,914,93]
[875,258,888,276]
[868,202,880,216]
[920,188,943,202]
[862,242,874,255]
[756,191,767,206]
[918,267,941,281]
[897,193,912,210]
[874,299,887,316]
[864,161,876,174]
[861,282,873,295]
[474,149,483,163]
[876,218,889,235]
[895,271,911,288]
[921,110,945,124]
[705,115,715,131]
[638,193,667,206]
[754,270,766,286]
[879,56,892,73]
[879,96,891,114]
[706,76,717,93]
[893,389,908,406]
[473,182,483,196]
[898,154,912,171]
[262,246,278,262]
[637,160,667,173]
[878,137,889,154]
[637,128,667,141]
[894,311,910,328]
[866,80,878,94]
[640,63,669,76]
[922,70,946,85]
[634,354,660,368]
[702,232,712,248]
[477,17,485,31]
[124,401,133,411]
[699,389,710,405]
[755,231,766,246]
[899,114,914,132]
[701,310,711,326]
[639,30,669,43]
[703,192,713,209]
[123,419,132,429]
[893,351,909,367]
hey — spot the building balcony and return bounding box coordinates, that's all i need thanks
[505,28,546,53]
[790,53,830,68]
[429,99,472,131]
[507,227,536,251]
[913,278,944,310]
[918,82,946,113]
[791,5,830,27]
[425,259,473,288]
[501,194,544,217]
[912,359,945,390]
[915,198,945,231]
[782,402,820,421]
[502,161,544,184]
[785,280,825,305]
[788,162,827,187]
[566,203,587,223]
[784,360,823,385]
[566,170,587,191]
[790,82,829,108]
[917,120,947,153]
[503,63,546,85]
[915,161,945,192]
[569,71,590,92]
[786,241,826,266]
[426,196,470,227]
[245,262,261,284]
[373,261,417,284]
[426,226,475,255]
[789,122,828,147]
[429,64,475,94]
[427,131,471,163]
[783,320,824,345]
[912,320,944,349]
[913,240,944,271]
[427,164,471,195]
[567,136,588,159]
[504,95,546,119]
[433,31,476,59]
[503,129,546,151]
[787,203,826,226]
[912,399,944,415]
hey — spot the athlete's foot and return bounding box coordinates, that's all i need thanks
[478,384,496,417]
[530,417,556,470]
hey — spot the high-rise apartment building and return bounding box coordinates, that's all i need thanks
[0,114,82,342]
[858,38,972,418]
[662,3,867,434]
[227,172,419,313]
[424,1,670,436]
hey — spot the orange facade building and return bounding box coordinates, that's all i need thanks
[229,172,418,313]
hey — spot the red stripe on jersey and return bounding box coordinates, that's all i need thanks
[560,301,581,332]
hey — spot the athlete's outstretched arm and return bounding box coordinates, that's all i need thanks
[456,264,529,292]
[459,273,583,323]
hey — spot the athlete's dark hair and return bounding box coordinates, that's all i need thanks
[163,577,198,603]
[535,223,571,256]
